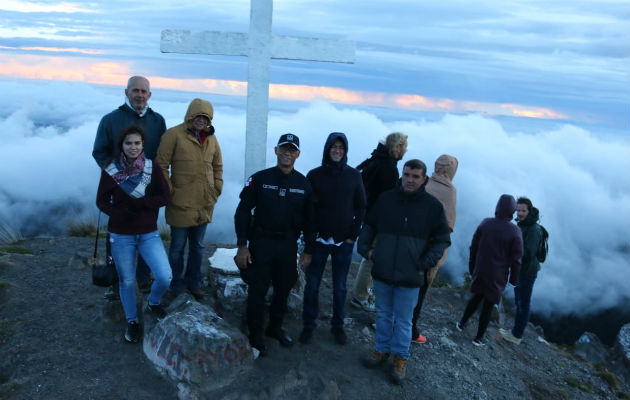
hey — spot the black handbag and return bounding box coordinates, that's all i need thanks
[91,212,118,287]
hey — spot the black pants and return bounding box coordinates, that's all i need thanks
[240,238,298,343]
[411,270,430,333]
[460,293,494,340]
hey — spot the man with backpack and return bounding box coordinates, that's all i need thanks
[500,197,547,344]
[350,132,408,312]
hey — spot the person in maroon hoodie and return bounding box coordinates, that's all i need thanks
[96,125,172,344]
[456,194,523,346]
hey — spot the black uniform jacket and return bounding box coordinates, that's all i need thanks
[235,166,315,252]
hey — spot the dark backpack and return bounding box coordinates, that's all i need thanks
[536,225,549,263]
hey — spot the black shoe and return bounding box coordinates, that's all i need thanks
[331,327,347,345]
[265,326,293,347]
[124,321,140,343]
[147,303,168,320]
[299,328,313,344]
[189,287,205,301]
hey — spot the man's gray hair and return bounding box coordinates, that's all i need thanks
[127,76,150,89]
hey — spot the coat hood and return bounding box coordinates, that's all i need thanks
[371,142,391,160]
[184,98,214,132]
[518,206,540,226]
[433,154,458,181]
[495,194,517,220]
[322,132,348,166]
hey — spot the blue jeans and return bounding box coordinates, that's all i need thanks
[373,279,419,360]
[109,231,172,323]
[302,241,354,330]
[169,224,207,292]
[513,272,537,338]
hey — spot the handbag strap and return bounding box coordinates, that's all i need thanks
[93,211,101,259]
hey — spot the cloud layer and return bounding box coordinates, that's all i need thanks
[0,79,628,318]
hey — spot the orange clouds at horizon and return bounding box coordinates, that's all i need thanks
[0,53,569,121]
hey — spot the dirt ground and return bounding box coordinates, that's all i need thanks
[1,237,628,400]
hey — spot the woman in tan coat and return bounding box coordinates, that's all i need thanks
[411,154,458,343]
[156,98,223,300]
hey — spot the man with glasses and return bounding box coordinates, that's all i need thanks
[234,133,315,357]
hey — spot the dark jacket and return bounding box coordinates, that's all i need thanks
[93,104,166,168]
[469,194,523,304]
[357,142,400,212]
[234,166,316,253]
[357,185,451,287]
[306,132,367,243]
[96,160,170,235]
[518,207,543,275]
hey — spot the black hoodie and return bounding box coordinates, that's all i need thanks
[306,132,367,243]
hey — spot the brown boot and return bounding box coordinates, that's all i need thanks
[361,350,390,368]
[391,356,407,385]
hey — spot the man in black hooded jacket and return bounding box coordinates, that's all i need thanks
[299,132,367,345]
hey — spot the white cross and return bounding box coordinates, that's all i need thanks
[161,0,355,180]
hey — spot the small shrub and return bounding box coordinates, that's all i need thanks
[595,367,620,391]
[67,219,98,237]
[0,246,33,255]
[0,221,23,244]
[432,273,450,288]
[617,391,630,399]
[564,376,593,394]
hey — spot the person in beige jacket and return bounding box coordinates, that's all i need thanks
[411,154,458,343]
[156,98,223,300]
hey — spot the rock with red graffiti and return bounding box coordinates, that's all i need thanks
[143,297,254,393]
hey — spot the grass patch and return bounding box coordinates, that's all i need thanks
[0,221,23,244]
[67,218,98,237]
[0,281,9,288]
[594,364,621,391]
[0,246,32,255]
[432,273,450,288]
[618,391,630,399]
[564,376,593,394]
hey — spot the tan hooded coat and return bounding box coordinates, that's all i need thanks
[425,154,458,270]
[156,98,223,227]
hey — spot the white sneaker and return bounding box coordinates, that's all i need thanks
[350,297,375,312]
[499,328,522,344]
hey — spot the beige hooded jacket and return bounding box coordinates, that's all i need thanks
[425,154,458,270]
[156,98,223,227]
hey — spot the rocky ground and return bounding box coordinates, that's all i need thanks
[0,237,628,400]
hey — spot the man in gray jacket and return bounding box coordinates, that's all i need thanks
[92,76,166,291]
[358,159,450,385]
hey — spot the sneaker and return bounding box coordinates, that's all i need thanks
[499,328,522,344]
[299,328,313,344]
[331,327,347,345]
[362,350,390,369]
[189,287,204,302]
[472,337,488,347]
[124,321,140,343]
[350,297,375,312]
[411,333,427,344]
[390,356,407,385]
[455,321,464,332]
[147,303,168,320]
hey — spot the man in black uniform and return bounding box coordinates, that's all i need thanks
[234,133,315,356]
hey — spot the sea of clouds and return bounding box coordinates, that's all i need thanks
[0,79,628,318]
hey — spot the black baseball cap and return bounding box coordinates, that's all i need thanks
[277,133,300,150]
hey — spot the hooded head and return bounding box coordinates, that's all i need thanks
[184,98,214,133]
[495,194,517,220]
[322,132,348,166]
[433,154,458,181]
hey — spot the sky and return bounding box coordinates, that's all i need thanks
[0,1,628,318]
